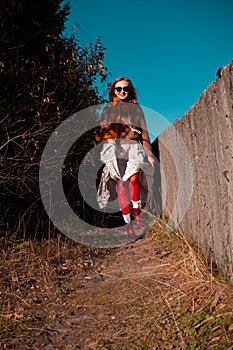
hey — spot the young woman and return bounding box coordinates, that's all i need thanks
[95,77,154,242]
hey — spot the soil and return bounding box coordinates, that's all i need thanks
[1,220,233,349]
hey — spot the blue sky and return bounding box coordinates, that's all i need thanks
[63,0,233,133]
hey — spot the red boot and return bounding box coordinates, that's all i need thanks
[125,222,137,243]
[132,208,145,228]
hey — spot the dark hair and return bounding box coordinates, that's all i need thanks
[109,77,137,102]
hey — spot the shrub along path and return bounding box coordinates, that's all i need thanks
[1,220,233,349]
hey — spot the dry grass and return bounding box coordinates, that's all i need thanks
[0,219,233,349]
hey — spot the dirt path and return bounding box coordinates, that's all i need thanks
[25,234,176,350]
[1,223,233,349]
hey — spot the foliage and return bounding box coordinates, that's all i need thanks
[0,0,110,236]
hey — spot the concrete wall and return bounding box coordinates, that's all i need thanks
[157,60,233,280]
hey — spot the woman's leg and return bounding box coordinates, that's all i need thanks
[117,181,130,219]
[117,181,136,241]
[129,172,140,202]
[129,172,144,227]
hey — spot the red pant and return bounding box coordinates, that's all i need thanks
[117,173,140,215]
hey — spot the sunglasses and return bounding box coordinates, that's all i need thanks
[115,86,129,92]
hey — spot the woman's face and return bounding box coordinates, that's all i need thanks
[114,80,130,100]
